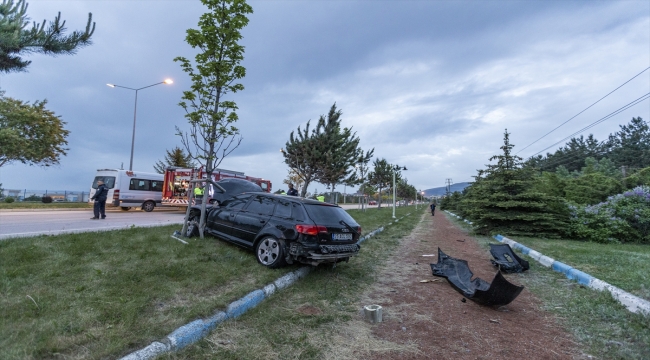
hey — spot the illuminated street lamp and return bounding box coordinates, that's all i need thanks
[107,79,173,170]
[392,165,407,219]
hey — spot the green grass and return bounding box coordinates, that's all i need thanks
[444,213,650,359]
[504,236,650,300]
[0,225,294,359]
[163,206,422,359]
[0,202,92,209]
[0,205,420,359]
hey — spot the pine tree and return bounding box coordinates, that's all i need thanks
[153,146,196,173]
[313,104,368,198]
[0,0,95,73]
[464,130,569,237]
[606,117,649,169]
[282,103,372,198]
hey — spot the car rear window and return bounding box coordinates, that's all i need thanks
[304,204,358,225]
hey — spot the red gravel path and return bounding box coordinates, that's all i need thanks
[358,212,586,359]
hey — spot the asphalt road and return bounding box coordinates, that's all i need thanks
[0,203,419,240]
[0,208,186,240]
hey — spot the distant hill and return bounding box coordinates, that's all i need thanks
[422,182,471,197]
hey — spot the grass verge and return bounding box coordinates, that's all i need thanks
[0,206,418,359]
[444,213,650,360]
[0,202,92,209]
[0,225,294,359]
[163,206,422,359]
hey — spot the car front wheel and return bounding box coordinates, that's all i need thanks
[186,214,200,238]
[255,236,286,268]
[142,201,155,212]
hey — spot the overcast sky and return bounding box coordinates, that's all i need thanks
[2,0,649,195]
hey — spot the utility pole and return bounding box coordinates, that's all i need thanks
[445,178,453,195]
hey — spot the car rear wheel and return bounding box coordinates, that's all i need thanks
[186,214,200,238]
[255,236,286,268]
[142,201,155,212]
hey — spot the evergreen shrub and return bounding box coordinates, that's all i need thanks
[570,186,650,243]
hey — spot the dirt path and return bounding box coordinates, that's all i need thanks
[343,211,586,359]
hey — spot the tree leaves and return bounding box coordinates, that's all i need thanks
[282,103,373,198]
[0,94,69,167]
[0,0,95,73]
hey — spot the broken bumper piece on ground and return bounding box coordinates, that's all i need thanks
[430,248,524,306]
[489,243,530,273]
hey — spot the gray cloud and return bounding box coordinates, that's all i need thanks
[1,0,648,194]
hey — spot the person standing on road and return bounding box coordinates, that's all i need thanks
[430,202,436,216]
[287,183,298,196]
[91,180,108,219]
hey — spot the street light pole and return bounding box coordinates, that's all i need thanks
[107,79,173,170]
[415,187,417,210]
[392,165,407,219]
[392,170,396,218]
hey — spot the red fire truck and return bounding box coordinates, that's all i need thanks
[161,167,272,207]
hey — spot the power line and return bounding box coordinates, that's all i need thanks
[517,66,650,155]
[528,92,650,158]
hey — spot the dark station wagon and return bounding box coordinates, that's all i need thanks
[185,192,362,268]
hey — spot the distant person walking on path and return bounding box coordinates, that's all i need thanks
[287,183,299,196]
[430,202,436,216]
[91,180,108,219]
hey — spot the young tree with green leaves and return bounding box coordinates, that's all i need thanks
[367,158,402,208]
[463,130,569,237]
[0,93,69,167]
[0,0,95,73]
[174,0,252,237]
[153,146,196,173]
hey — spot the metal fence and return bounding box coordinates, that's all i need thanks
[1,189,90,202]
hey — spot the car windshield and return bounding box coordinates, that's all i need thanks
[303,204,358,225]
[92,176,116,189]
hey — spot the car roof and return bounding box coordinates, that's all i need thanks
[239,192,340,207]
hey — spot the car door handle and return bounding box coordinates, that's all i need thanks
[230,213,235,217]
[260,220,266,223]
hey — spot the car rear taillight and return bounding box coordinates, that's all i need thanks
[113,189,119,200]
[357,226,362,235]
[295,224,328,236]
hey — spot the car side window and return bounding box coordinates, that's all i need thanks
[226,195,251,210]
[274,200,292,218]
[150,180,163,192]
[129,179,150,191]
[291,203,306,221]
[245,195,276,215]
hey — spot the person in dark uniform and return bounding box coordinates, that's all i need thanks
[430,202,436,216]
[91,180,108,219]
[287,183,299,196]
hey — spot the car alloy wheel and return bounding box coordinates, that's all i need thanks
[256,237,286,268]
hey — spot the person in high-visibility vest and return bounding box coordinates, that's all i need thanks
[317,195,325,202]
[194,184,204,204]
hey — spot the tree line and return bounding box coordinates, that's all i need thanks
[441,117,650,244]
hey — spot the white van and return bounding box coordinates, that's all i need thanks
[88,169,164,212]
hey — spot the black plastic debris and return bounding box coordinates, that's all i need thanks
[489,244,530,273]
[430,248,524,306]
